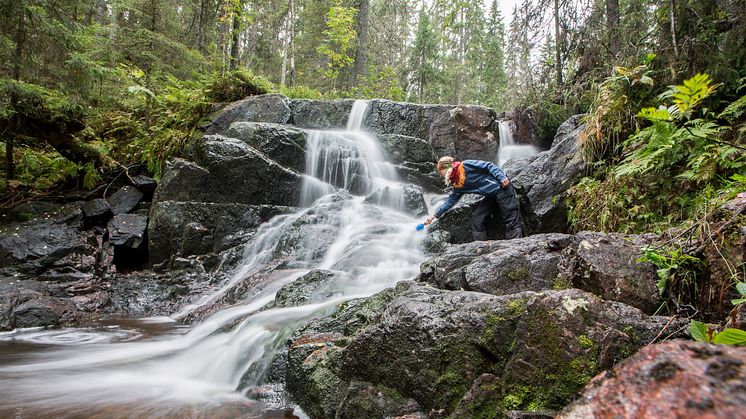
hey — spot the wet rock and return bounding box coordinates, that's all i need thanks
[271,270,340,308]
[9,290,78,328]
[510,114,587,234]
[364,185,428,217]
[204,94,291,135]
[286,282,686,417]
[378,134,438,166]
[5,201,61,223]
[108,214,147,248]
[0,215,96,275]
[559,232,661,314]
[337,381,423,419]
[80,198,112,226]
[363,101,498,162]
[558,340,746,418]
[132,174,157,198]
[108,214,148,270]
[290,99,355,129]
[394,163,442,193]
[107,186,144,215]
[450,373,503,419]
[153,159,210,203]
[226,122,307,171]
[418,233,574,294]
[148,201,292,265]
[271,193,350,265]
[191,135,303,206]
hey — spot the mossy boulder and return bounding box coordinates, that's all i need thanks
[284,282,686,418]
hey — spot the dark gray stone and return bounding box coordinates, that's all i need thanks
[271,270,340,309]
[132,175,157,197]
[107,214,147,248]
[418,233,574,294]
[148,201,293,265]
[204,94,291,135]
[290,99,355,129]
[225,122,307,172]
[364,101,498,162]
[378,134,438,166]
[80,198,112,225]
[107,186,144,215]
[510,114,587,234]
[559,232,662,314]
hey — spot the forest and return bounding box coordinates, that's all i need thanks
[0,0,745,416]
[0,0,745,302]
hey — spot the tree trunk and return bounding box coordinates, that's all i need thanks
[554,0,563,86]
[606,0,620,61]
[7,4,26,180]
[670,0,679,56]
[352,0,369,87]
[289,0,296,86]
[229,0,244,71]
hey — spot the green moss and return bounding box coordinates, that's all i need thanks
[507,266,529,282]
[501,385,531,410]
[553,275,573,290]
[507,298,527,316]
[578,334,594,349]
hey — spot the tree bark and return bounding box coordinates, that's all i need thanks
[289,0,296,86]
[670,0,679,56]
[7,4,26,180]
[352,0,369,87]
[229,0,244,71]
[606,0,620,61]
[554,0,563,86]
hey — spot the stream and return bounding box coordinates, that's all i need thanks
[0,101,433,418]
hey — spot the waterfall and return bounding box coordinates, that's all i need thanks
[497,120,539,167]
[0,100,425,417]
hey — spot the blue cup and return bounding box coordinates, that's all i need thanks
[415,223,425,231]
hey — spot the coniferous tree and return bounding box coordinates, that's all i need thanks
[408,5,439,103]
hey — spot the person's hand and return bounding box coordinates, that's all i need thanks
[424,216,436,225]
[500,178,510,188]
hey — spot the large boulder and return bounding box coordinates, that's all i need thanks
[509,115,587,234]
[364,100,498,162]
[203,94,291,135]
[286,282,686,418]
[107,186,143,215]
[558,232,662,314]
[148,201,292,265]
[418,234,574,294]
[558,340,746,418]
[225,122,307,172]
[290,99,355,129]
[499,108,540,147]
[377,134,438,166]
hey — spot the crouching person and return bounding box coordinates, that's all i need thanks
[424,156,522,240]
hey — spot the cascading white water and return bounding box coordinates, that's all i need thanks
[0,100,425,417]
[497,120,539,167]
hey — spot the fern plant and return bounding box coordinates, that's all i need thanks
[615,73,744,183]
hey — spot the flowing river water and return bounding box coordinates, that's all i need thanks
[0,101,432,418]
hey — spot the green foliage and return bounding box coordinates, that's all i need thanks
[350,66,405,101]
[639,247,702,299]
[278,84,324,100]
[615,74,743,183]
[690,320,746,346]
[0,143,78,190]
[569,73,746,234]
[581,59,656,163]
[205,70,272,103]
[0,80,84,129]
[316,3,357,90]
[733,282,746,305]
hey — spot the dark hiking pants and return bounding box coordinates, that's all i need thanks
[471,184,522,240]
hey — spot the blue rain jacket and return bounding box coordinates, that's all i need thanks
[434,160,508,218]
